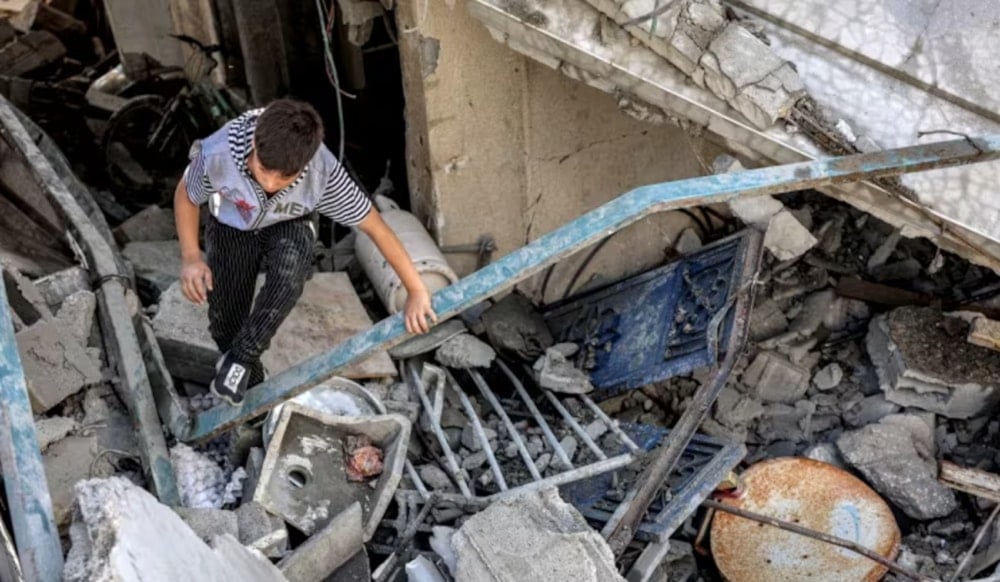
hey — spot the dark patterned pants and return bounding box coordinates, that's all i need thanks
[204,216,314,378]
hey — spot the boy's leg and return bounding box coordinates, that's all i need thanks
[204,217,263,354]
[227,216,314,379]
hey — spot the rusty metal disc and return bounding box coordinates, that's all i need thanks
[711,457,900,582]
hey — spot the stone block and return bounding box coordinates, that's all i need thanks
[742,351,809,404]
[452,488,625,582]
[17,320,101,413]
[113,205,177,245]
[837,423,956,520]
[122,241,184,300]
[63,477,286,582]
[762,210,818,261]
[866,307,1000,419]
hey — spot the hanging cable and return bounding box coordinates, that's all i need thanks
[315,0,346,160]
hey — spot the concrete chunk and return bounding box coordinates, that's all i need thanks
[44,435,104,528]
[35,416,77,451]
[866,307,1000,419]
[435,333,497,369]
[151,282,218,382]
[742,351,809,404]
[122,241,184,299]
[33,266,90,309]
[762,210,818,261]
[452,488,625,582]
[64,477,286,582]
[57,290,97,344]
[533,344,594,394]
[113,205,177,244]
[17,320,101,413]
[837,423,956,520]
[967,315,1000,353]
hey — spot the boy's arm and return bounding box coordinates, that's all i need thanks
[174,179,213,304]
[356,209,437,334]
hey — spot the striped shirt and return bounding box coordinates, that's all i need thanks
[183,108,372,227]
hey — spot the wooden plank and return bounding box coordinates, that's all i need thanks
[939,460,1000,503]
[836,277,936,308]
[262,272,397,380]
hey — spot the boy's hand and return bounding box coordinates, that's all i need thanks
[180,257,213,304]
[403,287,437,334]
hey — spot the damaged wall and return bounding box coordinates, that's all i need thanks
[395,0,708,294]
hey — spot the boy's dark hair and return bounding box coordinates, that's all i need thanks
[253,99,325,176]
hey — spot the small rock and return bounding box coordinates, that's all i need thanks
[535,453,552,472]
[812,364,844,391]
[742,351,810,404]
[584,420,609,442]
[503,442,519,459]
[842,394,900,428]
[804,442,846,468]
[419,464,454,491]
[435,334,496,369]
[533,347,593,394]
[526,436,545,458]
[461,424,497,452]
[558,437,578,462]
[461,451,488,471]
[763,210,818,261]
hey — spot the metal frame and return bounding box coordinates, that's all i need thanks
[182,134,1000,442]
[0,275,62,581]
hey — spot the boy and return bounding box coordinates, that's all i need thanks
[174,99,436,405]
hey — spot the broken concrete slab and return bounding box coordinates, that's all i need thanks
[866,307,1000,419]
[837,423,957,520]
[150,282,218,382]
[278,502,363,582]
[57,290,96,344]
[236,501,288,559]
[742,350,810,404]
[35,416,77,451]
[113,205,177,245]
[173,507,240,545]
[435,333,496,369]
[452,488,625,581]
[533,344,594,394]
[122,241,184,300]
[33,266,90,309]
[260,272,396,379]
[64,477,286,581]
[17,320,101,413]
[44,435,106,528]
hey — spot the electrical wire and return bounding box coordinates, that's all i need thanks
[315,0,346,160]
[563,234,617,299]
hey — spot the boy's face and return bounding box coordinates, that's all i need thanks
[248,143,301,195]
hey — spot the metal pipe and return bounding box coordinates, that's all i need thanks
[542,390,606,460]
[602,230,763,556]
[444,369,508,491]
[184,135,1000,442]
[488,454,637,502]
[579,393,640,452]
[497,360,573,469]
[467,370,542,480]
[406,362,473,498]
[0,277,63,581]
[405,460,430,500]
